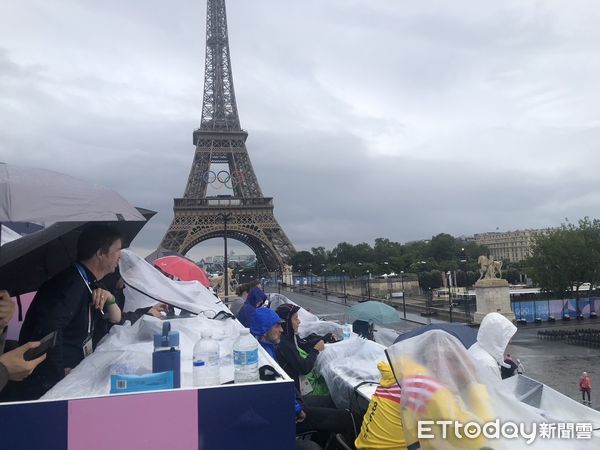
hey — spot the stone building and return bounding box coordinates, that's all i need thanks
[473,229,550,263]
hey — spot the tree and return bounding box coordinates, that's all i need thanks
[529,217,600,314]
[310,246,329,273]
[455,270,468,287]
[418,270,442,291]
[291,251,313,272]
[430,233,457,262]
[503,268,521,285]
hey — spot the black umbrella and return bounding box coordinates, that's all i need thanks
[0,208,155,297]
[393,323,478,349]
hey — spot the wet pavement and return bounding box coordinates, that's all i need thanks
[270,288,600,405]
[507,323,600,407]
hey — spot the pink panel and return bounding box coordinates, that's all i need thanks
[68,390,198,450]
[7,292,35,341]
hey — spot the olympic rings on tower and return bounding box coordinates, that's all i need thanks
[202,169,245,189]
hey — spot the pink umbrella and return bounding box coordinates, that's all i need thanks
[153,255,211,288]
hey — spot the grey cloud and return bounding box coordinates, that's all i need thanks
[1,0,600,258]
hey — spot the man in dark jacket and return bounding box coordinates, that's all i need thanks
[18,225,123,399]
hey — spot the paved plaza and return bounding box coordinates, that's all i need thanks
[507,324,600,407]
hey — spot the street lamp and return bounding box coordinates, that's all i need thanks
[383,262,391,300]
[447,270,453,323]
[321,264,328,300]
[342,269,347,304]
[277,266,282,294]
[218,213,232,298]
[308,265,313,295]
[400,270,406,319]
[366,270,371,301]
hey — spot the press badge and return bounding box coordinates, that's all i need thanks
[82,336,93,358]
[299,374,313,396]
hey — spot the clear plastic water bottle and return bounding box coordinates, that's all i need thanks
[343,323,352,340]
[233,328,259,383]
[193,329,220,387]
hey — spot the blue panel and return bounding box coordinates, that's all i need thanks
[534,300,549,320]
[564,299,577,318]
[522,301,535,322]
[0,399,67,450]
[198,381,296,450]
[579,298,590,316]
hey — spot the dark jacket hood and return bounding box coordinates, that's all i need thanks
[245,287,267,307]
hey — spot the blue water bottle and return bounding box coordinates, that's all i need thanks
[152,321,181,388]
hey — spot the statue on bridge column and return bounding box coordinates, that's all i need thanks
[478,255,503,280]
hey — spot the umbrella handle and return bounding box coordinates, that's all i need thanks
[16,294,23,322]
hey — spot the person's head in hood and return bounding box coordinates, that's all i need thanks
[276,303,301,339]
[245,286,267,308]
[477,313,517,366]
[250,307,284,344]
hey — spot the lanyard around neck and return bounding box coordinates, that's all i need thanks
[75,264,94,335]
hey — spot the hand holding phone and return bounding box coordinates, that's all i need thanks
[23,331,57,361]
[0,341,47,381]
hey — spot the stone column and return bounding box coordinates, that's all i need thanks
[282,265,294,287]
[474,278,516,324]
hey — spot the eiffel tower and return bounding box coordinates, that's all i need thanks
[161,0,296,271]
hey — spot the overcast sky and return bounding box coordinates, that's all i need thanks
[1,0,599,260]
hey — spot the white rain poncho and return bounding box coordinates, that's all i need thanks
[468,312,517,384]
[119,249,228,316]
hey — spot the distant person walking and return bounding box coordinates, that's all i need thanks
[579,371,592,406]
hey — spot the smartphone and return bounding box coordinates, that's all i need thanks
[23,331,57,361]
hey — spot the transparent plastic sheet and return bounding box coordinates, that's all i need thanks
[501,374,600,433]
[119,249,227,315]
[267,293,318,325]
[387,330,600,449]
[314,337,386,409]
[42,315,257,400]
[372,324,400,347]
[267,293,294,312]
[266,293,343,338]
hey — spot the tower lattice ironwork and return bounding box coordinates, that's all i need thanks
[161,0,296,270]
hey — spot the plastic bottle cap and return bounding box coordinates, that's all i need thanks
[201,329,212,339]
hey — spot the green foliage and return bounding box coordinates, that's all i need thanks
[418,270,442,290]
[292,233,491,286]
[528,217,600,299]
[291,251,314,271]
[430,233,456,261]
[503,268,521,285]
